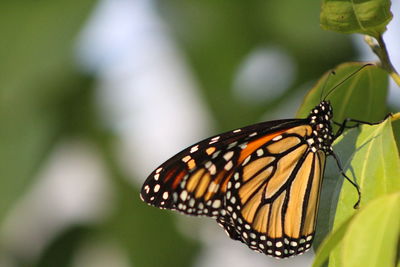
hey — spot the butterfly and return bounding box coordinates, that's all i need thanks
[139,67,373,258]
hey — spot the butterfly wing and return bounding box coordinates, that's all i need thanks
[222,132,326,257]
[140,118,326,258]
[141,118,300,214]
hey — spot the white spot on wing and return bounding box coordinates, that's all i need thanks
[227,141,238,149]
[249,132,257,137]
[162,192,169,199]
[205,161,212,168]
[223,151,234,161]
[272,135,282,141]
[144,185,150,194]
[212,199,221,208]
[190,145,199,153]
[242,155,251,166]
[239,142,248,149]
[154,184,160,193]
[224,161,233,171]
[182,155,191,163]
[208,164,217,175]
[209,136,220,144]
[180,190,188,201]
[211,136,220,141]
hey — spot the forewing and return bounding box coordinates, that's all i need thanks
[140,118,303,218]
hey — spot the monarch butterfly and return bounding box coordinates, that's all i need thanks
[140,67,372,258]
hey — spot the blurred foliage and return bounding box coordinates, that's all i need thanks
[95,136,200,267]
[33,226,90,267]
[0,0,398,267]
[320,0,393,38]
[0,0,97,225]
[0,0,199,266]
[157,0,356,129]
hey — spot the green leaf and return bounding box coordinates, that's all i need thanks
[312,216,353,267]
[392,115,400,152]
[328,118,400,266]
[333,118,400,224]
[320,0,393,38]
[340,192,400,267]
[299,62,389,251]
[297,62,388,128]
[314,193,400,267]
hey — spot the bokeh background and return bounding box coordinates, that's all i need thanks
[0,1,399,267]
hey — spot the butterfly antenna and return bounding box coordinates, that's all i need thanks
[323,63,373,101]
[320,70,336,101]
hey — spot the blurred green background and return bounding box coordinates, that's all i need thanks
[0,1,398,267]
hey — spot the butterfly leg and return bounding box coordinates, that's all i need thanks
[331,152,361,209]
[333,114,391,140]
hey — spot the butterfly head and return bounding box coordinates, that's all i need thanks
[308,101,334,152]
[310,101,333,120]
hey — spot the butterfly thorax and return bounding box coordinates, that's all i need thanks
[307,101,334,153]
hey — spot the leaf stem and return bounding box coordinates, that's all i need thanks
[364,35,400,87]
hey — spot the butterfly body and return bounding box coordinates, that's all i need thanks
[141,101,334,258]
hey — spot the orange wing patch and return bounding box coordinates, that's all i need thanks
[238,129,287,162]
[267,136,301,154]
[233,124,325,240]
[264,144,308,199]
[284,152,314,238]
[242,157,275,182]
[186,169,206,192]
[194,172,212,198]
[239,166,273,204]
[253,204,270,233]
[267,191,286,238]
[302,151,324,236]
